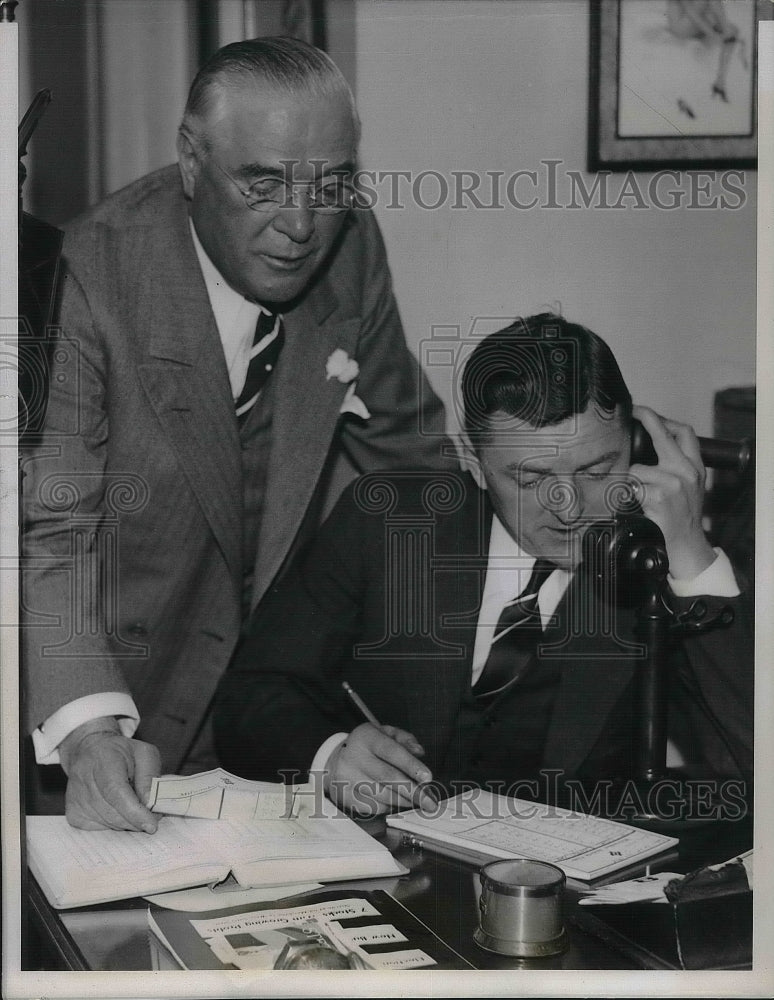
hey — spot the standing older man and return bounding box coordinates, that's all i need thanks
[22,37,452,832]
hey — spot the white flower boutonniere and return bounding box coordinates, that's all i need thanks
[326,349,370,419]
[326,348,359,383]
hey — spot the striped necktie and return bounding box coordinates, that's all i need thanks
[474,558,556,700]
[235,310,284,424]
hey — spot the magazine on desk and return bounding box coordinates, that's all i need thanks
[26,771,405,909]
[148,887,475,971]
[386,791,678,881]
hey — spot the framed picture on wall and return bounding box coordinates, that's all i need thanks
[588,0,772,170]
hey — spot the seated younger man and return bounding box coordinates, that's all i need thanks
[213,314,752,815]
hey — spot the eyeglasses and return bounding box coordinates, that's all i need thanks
[208,155,356,215]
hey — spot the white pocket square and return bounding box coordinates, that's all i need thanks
[339,382,371,420]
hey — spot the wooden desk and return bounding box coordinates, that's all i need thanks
[23,816,753,972]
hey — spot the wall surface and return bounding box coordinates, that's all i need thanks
[355,0,757,437]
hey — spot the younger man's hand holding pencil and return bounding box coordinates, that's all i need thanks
[324,722,437,817]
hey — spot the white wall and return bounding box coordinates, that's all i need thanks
[99,0,196,197]
[354,0,757,436]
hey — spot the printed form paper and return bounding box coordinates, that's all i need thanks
[387,790,678,880]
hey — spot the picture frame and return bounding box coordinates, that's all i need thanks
[588,0,772,170]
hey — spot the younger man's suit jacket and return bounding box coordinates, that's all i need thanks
[215,471,753,788]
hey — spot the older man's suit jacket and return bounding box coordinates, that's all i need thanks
[214,471,753,788]
[22,167,451,772]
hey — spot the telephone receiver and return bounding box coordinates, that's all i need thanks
[583,420,754,607]
[630,418,753,474]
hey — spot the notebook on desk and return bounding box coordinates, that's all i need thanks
[386,791,678,881]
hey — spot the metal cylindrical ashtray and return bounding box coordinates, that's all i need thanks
[474,858,568,958]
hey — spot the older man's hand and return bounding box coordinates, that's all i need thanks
[59,717,161,832]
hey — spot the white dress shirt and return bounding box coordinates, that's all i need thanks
[32,222,269,764]
[188,221,268,400]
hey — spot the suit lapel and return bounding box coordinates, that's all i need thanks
[541,580,639,774]
[401,482,491,761]
[250,275,360,608]
[135,204,243,585]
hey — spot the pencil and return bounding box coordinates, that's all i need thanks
[341,681,381,727]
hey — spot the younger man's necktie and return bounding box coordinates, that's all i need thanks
[474,558,556,699]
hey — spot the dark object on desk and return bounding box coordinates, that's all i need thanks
[570,856,752,971]
[569,888,752,970]
[664,857,750,903]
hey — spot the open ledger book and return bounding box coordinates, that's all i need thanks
[27,770,405,909]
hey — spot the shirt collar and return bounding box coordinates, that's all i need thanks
[485,514,570,598]
[488,514,533,567]
[189,218,268,336]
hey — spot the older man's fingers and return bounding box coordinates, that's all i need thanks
[64,735,161,832]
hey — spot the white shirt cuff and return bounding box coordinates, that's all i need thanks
[668,547,740,598]
[32,693,140,764]
[309,732,349,783]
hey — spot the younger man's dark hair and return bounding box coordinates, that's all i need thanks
[462,312,633,440]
